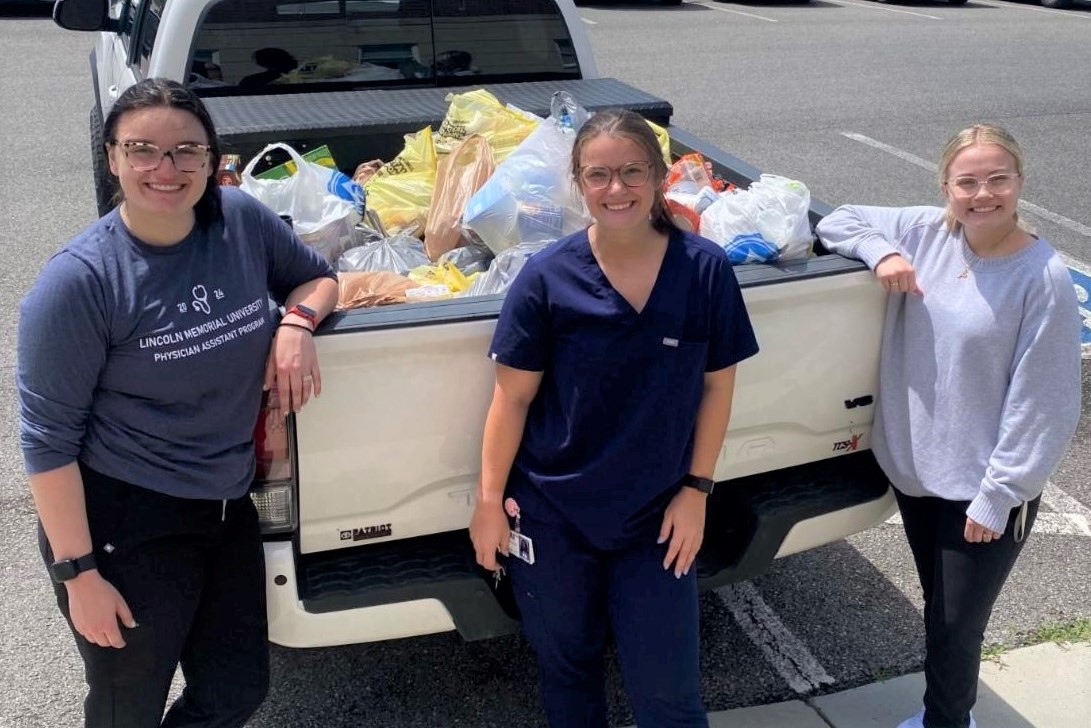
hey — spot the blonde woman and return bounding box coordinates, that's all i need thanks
[817,124,1081,728]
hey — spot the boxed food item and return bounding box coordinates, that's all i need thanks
[254,145,337,181]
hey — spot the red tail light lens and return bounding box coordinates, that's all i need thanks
[252,390,296,535]
[254,390,291,482]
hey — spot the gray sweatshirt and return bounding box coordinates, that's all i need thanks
[816,205,1081,534]
[18,188,335,500]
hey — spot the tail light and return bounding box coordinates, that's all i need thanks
[251,390,297,535]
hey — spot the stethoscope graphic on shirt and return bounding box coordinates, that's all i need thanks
[191,285,212,315]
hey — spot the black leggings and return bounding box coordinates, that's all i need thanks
[895,489,1039,728]
[39,464,269,728]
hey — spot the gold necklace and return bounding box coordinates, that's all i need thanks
[958,225,1018,280]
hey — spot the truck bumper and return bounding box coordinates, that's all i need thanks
[264,530,521,648]
[265,541,459,648]
[266,452,893,648]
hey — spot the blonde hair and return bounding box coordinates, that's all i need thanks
[938,123,1028,233]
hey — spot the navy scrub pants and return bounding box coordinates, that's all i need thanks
[507,512,708,728]
[895,490,1040,728]
[39,464,269,728]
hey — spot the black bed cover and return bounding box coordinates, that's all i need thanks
[203,77,673,146]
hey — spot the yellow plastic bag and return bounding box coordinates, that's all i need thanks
[407,260,480,295]
[646,119,671,166]
[364,127,438,237]
[435,89,538,162]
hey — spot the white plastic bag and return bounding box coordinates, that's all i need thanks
[749,175,813,260]
[700,174,814,264]
[463,92,591,254]
[241,143,363,263]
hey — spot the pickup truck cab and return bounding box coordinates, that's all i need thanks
[55,0,896,648]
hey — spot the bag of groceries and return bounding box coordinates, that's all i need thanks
[364,127,438,238]
[700,175,813,264]
[462,242,551,297]
[240,143,363,263]
[424,134,495,261]
[337,271,420,309]
[337,233,430,275]
[435,89,539,161]
[463,92,591,255]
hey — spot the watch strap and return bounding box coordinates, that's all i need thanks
[680,474,715,495]
[285,304,317,328]
[49,552,98,583]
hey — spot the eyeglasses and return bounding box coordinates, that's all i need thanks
[113,141,211,173]
[946,173,1020,197]
[578,161,653,190]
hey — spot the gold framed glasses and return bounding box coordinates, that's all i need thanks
[114,141,211,173]
[578,161,653,190]
[946,173,1020,197]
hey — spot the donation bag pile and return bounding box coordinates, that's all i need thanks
[239,87,819,309]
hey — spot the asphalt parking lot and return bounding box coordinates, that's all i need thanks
[1,2,1089,726]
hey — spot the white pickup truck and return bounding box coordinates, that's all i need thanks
[55,0,895,649]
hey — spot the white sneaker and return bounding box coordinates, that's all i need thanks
[896,709,977,728]
[896,709,925,728]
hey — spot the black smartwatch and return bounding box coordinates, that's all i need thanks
[49,553,97,583]
[680,474,715,495]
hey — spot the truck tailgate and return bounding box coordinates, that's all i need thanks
[295,258,885,555]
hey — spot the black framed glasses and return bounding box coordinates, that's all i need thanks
[578,161,653,190]
[946,173,1020,197]
[114,141,211,173]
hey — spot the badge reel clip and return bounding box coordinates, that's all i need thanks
[505,497,535,565]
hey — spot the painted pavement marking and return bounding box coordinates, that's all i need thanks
[884,480,1091,538]
[693,2,779,23]
[825,0,942,20]
[716,581,836,693]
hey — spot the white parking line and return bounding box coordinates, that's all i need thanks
[824,0,943,20]
[1043,481,1091,519]
[842,131,1091,240]
[692,2,780,23]
[842,131,938,171]
[716,581,836,693]
[885,508,1091,538]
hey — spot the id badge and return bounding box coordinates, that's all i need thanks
[508,530,536,565]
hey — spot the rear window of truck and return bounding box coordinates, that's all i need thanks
[187,0,581,95]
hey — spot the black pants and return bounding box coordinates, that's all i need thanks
[895,489,1039,728]
[39,464,269,728]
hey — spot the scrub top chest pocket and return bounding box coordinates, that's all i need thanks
[552,329,709,430]
[549,325,711,447]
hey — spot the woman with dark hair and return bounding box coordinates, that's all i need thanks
[18,78,338,727]
[469,109,759,727]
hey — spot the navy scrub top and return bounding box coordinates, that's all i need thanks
[489,228,759,550]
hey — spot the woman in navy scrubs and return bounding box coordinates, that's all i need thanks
[469,109,759,727]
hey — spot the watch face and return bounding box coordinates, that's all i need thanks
[49,560,78,583]
[295,304,317,317]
